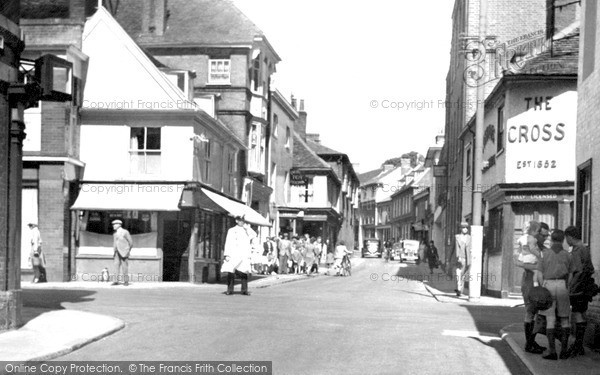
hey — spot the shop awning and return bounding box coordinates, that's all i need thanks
[71,183,184,211]
[199,188,270,227]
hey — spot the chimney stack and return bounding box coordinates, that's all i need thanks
[143,0,168,36]
[400,157,412,174]
[291,94,297,109]
[296,99,307,141]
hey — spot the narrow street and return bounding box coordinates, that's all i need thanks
[24,259,529,375]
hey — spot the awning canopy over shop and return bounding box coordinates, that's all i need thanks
[70,183,184,211]
[199,188,270,227]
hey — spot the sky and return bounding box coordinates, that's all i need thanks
[232,0,455,173]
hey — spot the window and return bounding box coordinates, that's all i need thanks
[130,127,161,174]
[272,114,279,137]
[252,55,261,91]
[271,163,277,189]
[204,139,211,182]
[208,59,231,84]
[228,152,237,195]
[465,145,472,179]
[497,106,504,152]
[285,127,291,149]
[577,160,592,245]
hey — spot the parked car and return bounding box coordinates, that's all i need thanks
[362,238,382,258]
[400,239,420,262]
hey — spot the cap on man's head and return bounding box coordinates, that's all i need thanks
[460,222,469,228]
[111,219,123,225]
[28,222,38,227]
[234,215,245,221]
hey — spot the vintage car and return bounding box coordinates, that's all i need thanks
[362,238,382,258]
[400,239,420,262]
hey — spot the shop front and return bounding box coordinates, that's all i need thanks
[71,183,270,283]
[71,183,188,283]
[483,183,573,298]
[278,208,340,248]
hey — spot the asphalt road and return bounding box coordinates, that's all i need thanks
[23,259,529,375]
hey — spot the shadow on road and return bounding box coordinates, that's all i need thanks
[22,289,98,324]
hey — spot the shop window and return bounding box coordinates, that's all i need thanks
[208,59,231,84]
[130,127,161,174]
[487,207,503,254]
[83,211,156,235]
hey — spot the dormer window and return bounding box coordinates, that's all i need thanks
[209,59,231,84]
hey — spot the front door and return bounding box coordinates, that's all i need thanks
[162,220,191,281]
[509,202,557,294]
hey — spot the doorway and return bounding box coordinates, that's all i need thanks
[509,202,557,294]
[162,219,191,281]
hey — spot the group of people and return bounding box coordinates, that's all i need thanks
[516,221,598,360]
[223,215,353,295]
[253,233,330,276]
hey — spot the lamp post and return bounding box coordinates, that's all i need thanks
[469,0,488,302]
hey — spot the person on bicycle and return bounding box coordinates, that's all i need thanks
[334,240,352,275]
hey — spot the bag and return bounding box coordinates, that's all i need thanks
[528,286,553,311]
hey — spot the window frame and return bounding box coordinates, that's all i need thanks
[497,105,505,153]
[208,59,231,85]
[129,126,162,175]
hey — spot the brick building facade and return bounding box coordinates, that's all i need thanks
[575,0,600,349]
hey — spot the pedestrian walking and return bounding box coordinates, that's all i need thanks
[515,220,546,354]
[565,226,599,357]
[222,215,254,296]
[536,229,575,360]
[278,233,291,274]
[427,240,439,274]
[111,219,133,286]
[290,238,302,274]
[454,222,472,297]
[28,222,46,283]
[304,237,318,274]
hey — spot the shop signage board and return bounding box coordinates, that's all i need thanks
[505,90,576,183]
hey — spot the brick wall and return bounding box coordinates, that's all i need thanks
[575,0,600,348]
[40,102,69,156]
[38,164,67,282]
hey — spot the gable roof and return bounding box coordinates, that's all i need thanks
[82,6,193,111]
[307,138,343,155]
[293,134,332,171]
[358,168,384,185]
[114,0,265,47]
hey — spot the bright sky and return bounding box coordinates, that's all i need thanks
[233,0,454,173]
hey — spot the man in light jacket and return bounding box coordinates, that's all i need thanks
[112,219,133,286]
[455,222,472,297]
[223,215,254,295]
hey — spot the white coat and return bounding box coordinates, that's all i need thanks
[223,224,255,274]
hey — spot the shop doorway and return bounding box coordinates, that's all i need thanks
[509,202,557,294]
[162,220,191,281]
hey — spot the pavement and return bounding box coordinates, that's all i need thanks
[0,257,366,362]
[402,260,600,375]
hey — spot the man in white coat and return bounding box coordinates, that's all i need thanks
[223,215,255,295]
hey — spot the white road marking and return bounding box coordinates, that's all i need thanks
[442,329,502,341]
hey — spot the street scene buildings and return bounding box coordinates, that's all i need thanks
[1,0,600,373]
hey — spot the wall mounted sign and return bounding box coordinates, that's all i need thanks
[505,91,576,183]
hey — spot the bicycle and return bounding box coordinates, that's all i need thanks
[340,254,352,276]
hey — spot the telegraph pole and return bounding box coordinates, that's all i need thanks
[470,0,488,302]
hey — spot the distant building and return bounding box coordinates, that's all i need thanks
[269,91,297,237]
[357,160,413,245]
